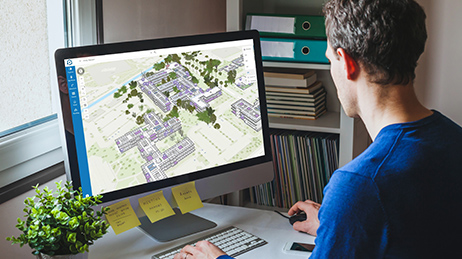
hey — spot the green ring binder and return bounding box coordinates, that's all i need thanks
[260,38,329,63]
[246,14,327,39]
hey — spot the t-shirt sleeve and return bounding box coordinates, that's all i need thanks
[310,170,388,258]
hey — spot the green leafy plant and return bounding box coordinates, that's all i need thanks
[6,181,110,256]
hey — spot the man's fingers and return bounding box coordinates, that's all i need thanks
[175,241,226,259]
[293,221,307,232]
[180,245,196,255]
[288,201,305,215]
[195,240,211,247]
[293,221,317,236]
[304,199,320,205]
[173,252,188,259]
[289,200,315,215]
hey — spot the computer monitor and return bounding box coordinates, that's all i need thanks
[55,30,273,241]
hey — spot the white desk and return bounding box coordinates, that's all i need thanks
[90,203,316,259]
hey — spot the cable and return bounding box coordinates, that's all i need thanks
[274,210,290,219]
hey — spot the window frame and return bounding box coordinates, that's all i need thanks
[0,0,67,189]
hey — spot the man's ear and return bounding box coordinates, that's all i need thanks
[337,48,359,80]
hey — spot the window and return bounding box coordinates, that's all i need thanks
[0,0,66,188]
[0,0,237,190]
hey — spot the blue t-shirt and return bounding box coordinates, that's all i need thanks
[311,111,462,258]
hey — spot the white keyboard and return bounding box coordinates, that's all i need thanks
[152,226,267,259]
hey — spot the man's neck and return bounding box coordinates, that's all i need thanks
[357,81,433,141]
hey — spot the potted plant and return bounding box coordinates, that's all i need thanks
[6,181,110,259]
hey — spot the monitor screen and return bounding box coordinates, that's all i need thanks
[55,30,273,204]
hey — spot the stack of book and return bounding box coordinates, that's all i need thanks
[249,130,339,208]
[264,68,327,120]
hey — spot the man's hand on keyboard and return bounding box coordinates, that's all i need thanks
[173,240,227,259]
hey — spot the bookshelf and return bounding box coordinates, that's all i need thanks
[224,0,370,208]
[256,61,369,209]
[263,61,368,168]
[228,0,369,167]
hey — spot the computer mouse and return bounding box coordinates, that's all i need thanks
[289,213,307,225]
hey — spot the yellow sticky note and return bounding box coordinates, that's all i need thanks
[138,191,175,223]
[106,199,141,235]
[171,181,203,214]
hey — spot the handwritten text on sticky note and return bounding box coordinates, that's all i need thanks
[138,191,175,223]
[171,182,203,214]
[106,199,141,235]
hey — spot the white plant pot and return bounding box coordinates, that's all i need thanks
[36,252,88,259]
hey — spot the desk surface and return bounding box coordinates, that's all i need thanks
[91,203,316,259]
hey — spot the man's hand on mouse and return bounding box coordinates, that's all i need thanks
[288,200,321,236]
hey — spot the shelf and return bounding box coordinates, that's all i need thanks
[263,61,331,71]
[242,201,289,213]
[268,111,340,134]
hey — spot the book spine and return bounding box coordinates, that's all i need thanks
[264,73,317,87]
[270,133,282,208]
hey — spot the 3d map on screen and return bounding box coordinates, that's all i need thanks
[72,43,264,195]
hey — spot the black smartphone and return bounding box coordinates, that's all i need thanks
[283,242,315,254]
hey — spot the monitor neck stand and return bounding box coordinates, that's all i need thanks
[138,208,217,242]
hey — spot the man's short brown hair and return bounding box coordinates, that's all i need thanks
[323,0,427,85]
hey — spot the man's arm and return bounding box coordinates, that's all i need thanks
[310,171,388,258]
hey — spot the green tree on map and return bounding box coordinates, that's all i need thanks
[169,72,177,79]
[196,107,216,124]
[182,51,199,60]
[196,111,211,124]
[129,81,137,89]
[227,70,237,84]
[114,85,128,98]
[191,76,199,85]
[165,54,181,64]
[164,106,179,121]
[136,115,144,125]
[154,62,165,71]
[172,54,181,63]
[201,59,221,75]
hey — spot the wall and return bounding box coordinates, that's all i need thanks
[0,0,52,132]
[243,0,325,16]
[102,0,227,43]
[415,0,462,125]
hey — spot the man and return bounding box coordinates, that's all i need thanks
[175,0,462,258]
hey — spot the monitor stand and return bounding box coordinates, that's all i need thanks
[138,208,217,242]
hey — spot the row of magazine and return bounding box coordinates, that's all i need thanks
[264,67,327,120]
[249,130,339,208]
